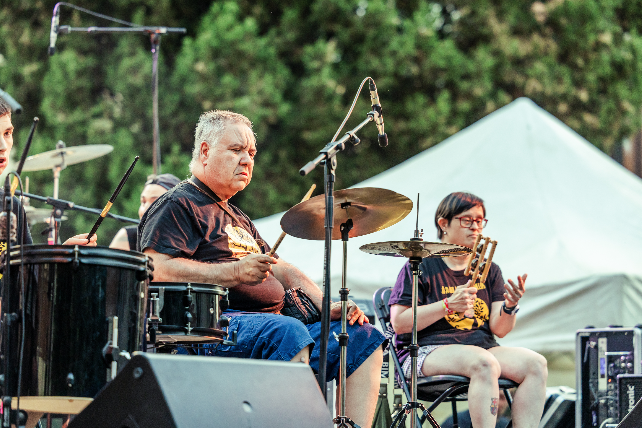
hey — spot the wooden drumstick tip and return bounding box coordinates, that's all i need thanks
[464,234,483,276]
[471,236,489,284]
[480,240,497,284]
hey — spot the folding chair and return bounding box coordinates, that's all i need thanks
[373,287,518,427]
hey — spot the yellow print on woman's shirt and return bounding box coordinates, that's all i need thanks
[225,224,261,259]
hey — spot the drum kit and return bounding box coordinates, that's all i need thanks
[3,140,472,428]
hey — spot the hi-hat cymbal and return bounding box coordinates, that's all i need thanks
[24,206,67,225]
[359,240,471,259]
[22,144,113,172]
[280,187,413,240]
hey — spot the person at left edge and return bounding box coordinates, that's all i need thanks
[0,97,98,250]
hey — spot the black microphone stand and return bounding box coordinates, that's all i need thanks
[56,12,186,174]
[299,112,375,400]
[14,192,140,239]
[1,176,26,428]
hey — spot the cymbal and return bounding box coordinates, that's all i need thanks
[22,144,113,172]
[280,187,413,240]
[359,240,471,259]
[24,206,67,225]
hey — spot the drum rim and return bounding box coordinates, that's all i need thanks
[8,244,149,268]
[149,282,227,294]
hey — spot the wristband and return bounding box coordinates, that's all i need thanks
[442,298,455,315]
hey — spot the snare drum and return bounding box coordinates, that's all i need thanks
[148,282,228,347]
[4,245,150,399]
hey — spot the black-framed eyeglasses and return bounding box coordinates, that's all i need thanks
[454,216,488,228]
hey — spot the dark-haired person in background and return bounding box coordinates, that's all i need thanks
[389,192,547,428]
[110,173,181,251]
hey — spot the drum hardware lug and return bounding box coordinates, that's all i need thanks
[72,245,80,270]
[66,372,75,388]
[147,292,162,345]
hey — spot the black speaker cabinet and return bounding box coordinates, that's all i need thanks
[576,327,642,428]
[617,375,642,427]
[68,353,333,428]
[540,386,576,428]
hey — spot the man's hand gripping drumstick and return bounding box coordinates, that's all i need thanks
[268,184,316,257]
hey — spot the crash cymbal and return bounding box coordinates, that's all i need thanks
[22,144,113,172]
[280,187,413,240]
[359,240,471,259]
[24,206,67,225]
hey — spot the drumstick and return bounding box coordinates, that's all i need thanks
[86,156,139,242]
[268,184,316,257]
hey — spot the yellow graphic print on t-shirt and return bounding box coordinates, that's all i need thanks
[225,224,261,259]
[0,241,5,279]
[443,283,490,331]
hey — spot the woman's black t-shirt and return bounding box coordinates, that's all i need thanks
[388,257,505,361]
[138,181,284,312]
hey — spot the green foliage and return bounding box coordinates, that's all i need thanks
[2,0,642,244]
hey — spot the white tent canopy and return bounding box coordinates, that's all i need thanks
[252,98,642,352]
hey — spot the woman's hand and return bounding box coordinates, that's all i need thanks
[447,280,477,313]
[63,233,97,247]
[504,273,527,307]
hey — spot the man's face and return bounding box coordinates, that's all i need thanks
[201,122,256,200]
[0,114,13,175]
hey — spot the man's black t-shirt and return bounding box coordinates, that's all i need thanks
[388,257,505,360]
[138,180,284,312]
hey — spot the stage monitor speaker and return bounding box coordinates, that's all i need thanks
[617,397,642,428]
[68,353,333,428]
[539,386,576,428]
[617,375,642,428]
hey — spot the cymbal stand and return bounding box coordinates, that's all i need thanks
[391,199,440,428]
[334,217,358,428]
[299,111,374,397]
[48,141,66,245]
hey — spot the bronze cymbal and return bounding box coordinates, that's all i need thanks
[359,240,471,258]
[280,187,413,240]
[22,144,113,172]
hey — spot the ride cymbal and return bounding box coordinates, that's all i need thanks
[359,240,470,259]
[280,187,413,240]
[22,144,113,171]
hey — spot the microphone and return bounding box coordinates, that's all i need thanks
[49,4,61,56]
[369,79,388,147]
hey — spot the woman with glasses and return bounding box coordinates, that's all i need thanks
[389,192,547,428]
[109,173,181,251]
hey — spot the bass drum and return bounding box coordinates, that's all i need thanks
[4,245,150,399]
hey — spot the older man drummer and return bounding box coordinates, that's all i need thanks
[139,110,385,427]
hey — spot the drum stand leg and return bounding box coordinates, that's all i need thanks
[390,257,440,428]
[333,220,360,428]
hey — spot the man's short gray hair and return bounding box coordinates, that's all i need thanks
[189,110,253,173]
